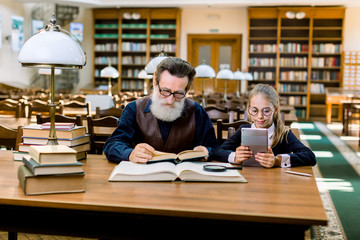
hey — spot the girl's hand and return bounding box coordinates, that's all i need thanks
[234,145,253,164]
[255,147,280,168]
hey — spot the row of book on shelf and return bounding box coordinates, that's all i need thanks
[121,79,145,90]
[94,43,118,52]
[15,122,90,195]
[121,55,147,65]
[279,83,307,93]
[280,57,308,67]
[280,96,307,106]
[279,71,308,81]
[94,56,119,65]
[248,58,276,67]
[249,43,340,54]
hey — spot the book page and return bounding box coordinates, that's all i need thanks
[177,150,208,161]
[108,161,178,181]
[150,151,177,162]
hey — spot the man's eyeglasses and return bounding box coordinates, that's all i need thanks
[248,106,274,116]
[158,87,186,100]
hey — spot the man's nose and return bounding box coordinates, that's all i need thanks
[166,94,175,105]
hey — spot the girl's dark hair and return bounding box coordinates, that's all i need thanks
[154,57,196,91]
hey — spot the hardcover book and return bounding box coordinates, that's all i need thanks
[108,161,247,182]
[18,165,85,195]
[29,145,77,165]
[22,125,86,139]
[41,122,75,130]
[149,150,208,163]
[23,155,84,176]
[22,134,90,146]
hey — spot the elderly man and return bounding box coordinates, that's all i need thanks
[104,57,217,163]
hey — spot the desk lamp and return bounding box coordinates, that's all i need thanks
[233,69,245,98]
[18,15,86,145]
[38,68,62,90]
[145,50,168,74]
[216,69,234,101]
[101,64,119,97]
[195,62,216,107]
[138,69,153,95]
[243,72,253,94]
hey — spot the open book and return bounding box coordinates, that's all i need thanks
[108,161,247,182]
[149,150,208,163]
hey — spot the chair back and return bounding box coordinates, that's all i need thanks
[205,106,229,123]
[0,125,22,150]
[0,102,22,118]
[95,107,123,119]
[27,99,63,118]
[71,94,86,103]
[61,100,91,117]
[216,119,250,145]
[36,113,83,126]
[87,115,118,154]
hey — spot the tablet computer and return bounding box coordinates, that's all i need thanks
[241,128,268,167]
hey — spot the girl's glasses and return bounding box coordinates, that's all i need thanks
[248,106,273,116]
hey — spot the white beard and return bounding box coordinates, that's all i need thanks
[150,90,185,122]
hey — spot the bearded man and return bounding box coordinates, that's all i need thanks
[104,57,218,163]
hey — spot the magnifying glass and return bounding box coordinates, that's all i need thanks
[203,164,242,172]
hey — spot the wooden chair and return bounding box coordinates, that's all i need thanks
[87,115,118,154]
[27,99,63,118]
[0,102,22,118]
[61,100,91,117]
[94,107,123,119]
[71,94,87,103]
[0,125,22,150]
[36,113,83,126]
[216,119,250,145]
[205,106,229,123]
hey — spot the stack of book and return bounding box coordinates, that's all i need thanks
[13,123,90,161]
[18,145,85,195]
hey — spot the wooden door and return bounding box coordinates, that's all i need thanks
[187,34,242,95]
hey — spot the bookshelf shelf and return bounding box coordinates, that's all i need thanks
[92,8,181,92]
[247,7,344,120]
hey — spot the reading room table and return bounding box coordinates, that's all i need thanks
[0,151,327,240]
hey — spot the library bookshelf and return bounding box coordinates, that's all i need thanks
[248,7,344,121]
[93,8,181,92]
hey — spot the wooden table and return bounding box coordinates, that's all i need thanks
[0,117,32,130]
[0,151,326,240]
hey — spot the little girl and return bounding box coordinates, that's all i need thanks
[211,83,316,168]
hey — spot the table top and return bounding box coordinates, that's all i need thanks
[0,151,327,226]
[0,116,33,129]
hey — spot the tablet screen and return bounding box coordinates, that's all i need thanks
[241,128,268,167]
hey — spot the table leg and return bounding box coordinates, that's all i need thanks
[8,232,17,240]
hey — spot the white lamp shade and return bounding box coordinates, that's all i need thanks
[18,30,86,69]
[138,69,153,79]
[101,66,119,78]
[38,68,62,75]
[145,55,168,74]
[195,64,216,78]
[244,72,254,81]
[233,70,246,80]
[296,11,306,19]
[216,69,234,79]
[286,11,296,19]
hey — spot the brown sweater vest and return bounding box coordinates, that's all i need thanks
[136,96,196,153]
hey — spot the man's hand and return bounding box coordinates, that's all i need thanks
[193,146,209,161]
[129,143,155,163]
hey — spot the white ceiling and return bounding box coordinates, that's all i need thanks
[14,0,360,8]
